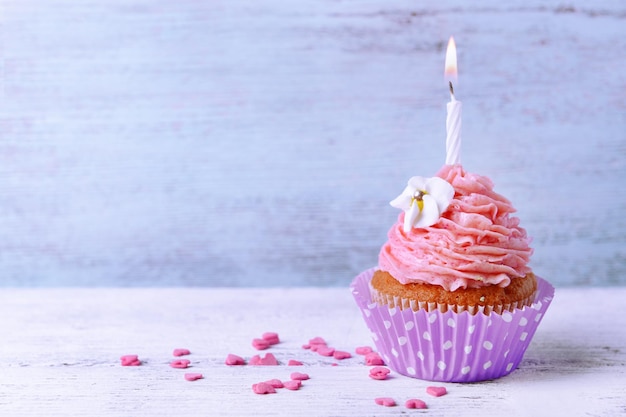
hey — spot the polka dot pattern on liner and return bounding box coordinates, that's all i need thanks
[351,268,555,382]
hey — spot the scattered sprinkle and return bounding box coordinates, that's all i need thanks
[287,359,303,366]
[262,332,280,346]
[249,353,279,366]
[120,355,142,366]
[375,397,396,407]
[252,338,270,350]
[264,379,284,389]
[308,337,327,346]
[290,372,310,381]
[426,386,447,397]
[369,366,391,380]
[317,346,335,357]
[170,359,191,369]
[173,348,191,357]
[365,352,385,366]
[225,354,246,366]
[252,382,276,394]
[184,373,203,381]
[355,346,373,355]
[283,380,302,390]
[406,399,427,409]
[333,350,352,360]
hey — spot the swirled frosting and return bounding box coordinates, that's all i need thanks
[378,164,533,291]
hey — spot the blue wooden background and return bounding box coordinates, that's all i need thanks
[0,0,624,286]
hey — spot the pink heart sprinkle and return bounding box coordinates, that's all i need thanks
[301,344,311,350]
[264,379,284,389]
[261,332,280,345]
[120,355,141,366]
[172,348,191,357]
[355,346,373,355]
[225,354,246,366]
[283,380,302,391]
[426,386,447,397]
[308,337,326,346]
[365,352,385,366]
[375,397,396,407]
[252,338,270,350]
[170,359,191,369]
[290,372,310,381]
[250,353,278,366]
[252,382,276,394]
[333,350,352,360]
[406,399,427,409]
[288,359,303,366]
[369,366,391,380]
[184,373,203,381]
[317,346,335,357]
[260,353,279,365]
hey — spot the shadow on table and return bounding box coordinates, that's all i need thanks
[505,333,624,381]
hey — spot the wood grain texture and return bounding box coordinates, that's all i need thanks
[0,287,624,416]
[0,0,625,286]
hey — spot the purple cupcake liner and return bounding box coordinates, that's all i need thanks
[350,268,555,382]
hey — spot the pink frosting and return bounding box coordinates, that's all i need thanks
[378,165,533,291]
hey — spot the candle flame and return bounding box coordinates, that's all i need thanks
[444,36,458,85]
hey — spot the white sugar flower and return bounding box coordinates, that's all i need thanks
[390,176,455,232]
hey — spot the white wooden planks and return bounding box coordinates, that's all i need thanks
[0,286,624,416]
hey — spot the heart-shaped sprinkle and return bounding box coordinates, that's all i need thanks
[355,346,373,355]
[333,350,351,360]
[225,354,246,366]
[252,382,276,394]
[365,352,384,366]
[369,366,391,380]
[263,379,284,389]
[426,386,447,397]
[405,399,427,409]
[317,346,335,357]
[172,348,190,357]
[250,353,278,366]
[374,397,396,407]
[290,372,310,381]
[261,332,280,345]
[170,359,191,369]
[283,380,302,390]
[252,338,270,350]
[184,373,203,381]
[120,355,141,366]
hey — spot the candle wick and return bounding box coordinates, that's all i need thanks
[448,81,455,97]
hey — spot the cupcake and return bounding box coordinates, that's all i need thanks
[351,165,554,382]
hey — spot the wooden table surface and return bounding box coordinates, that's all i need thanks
[1,286,624,416]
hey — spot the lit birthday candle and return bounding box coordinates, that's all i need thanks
[444,36,462,166]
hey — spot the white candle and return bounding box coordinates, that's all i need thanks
[444,36,462,165]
